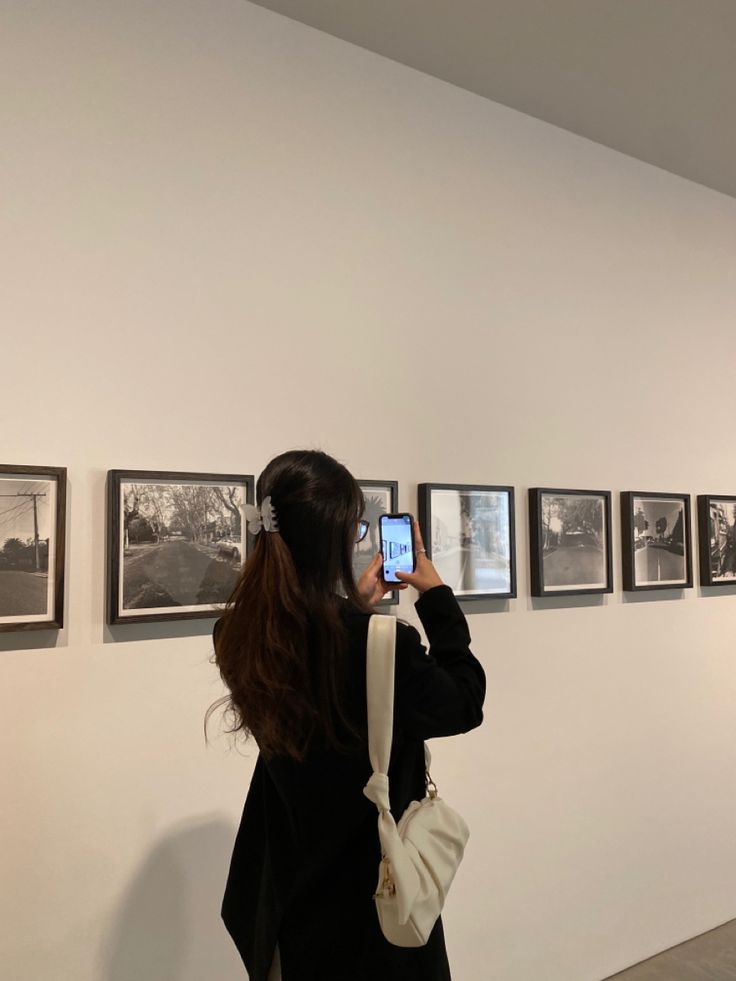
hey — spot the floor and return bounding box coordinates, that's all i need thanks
[605,918,736,980]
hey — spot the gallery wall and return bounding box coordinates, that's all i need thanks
[2,2,736,979]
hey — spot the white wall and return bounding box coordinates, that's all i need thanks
[2,2,736,979]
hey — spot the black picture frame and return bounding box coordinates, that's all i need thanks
[621,492,692,591]
[355,479,399,607]
[418,483,516,600]
[0,464,67,633]
[107,469,254,625]
[529,488,613,598]
[697,495,736,587]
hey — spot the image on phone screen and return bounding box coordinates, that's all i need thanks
[380,514,414,583]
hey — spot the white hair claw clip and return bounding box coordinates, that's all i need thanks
[243,495,279,535]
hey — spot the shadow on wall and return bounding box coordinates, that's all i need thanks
[101,815,243,981]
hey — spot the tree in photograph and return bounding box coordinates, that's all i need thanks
[559,497,603,545]
[38,538,49,572]
[541,496,558,551]
[141,488,169,543]
[213,486,243,540]
[2,537,27,568]
[128,516,156,544]
[634,506,648,538]
[167,484,219,543]
[670,509,684,546]
[123,487,141,549]
[124,484,173,545]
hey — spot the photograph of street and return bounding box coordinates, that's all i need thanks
[116,479,248,618]
[540,493,608,591]
[709,499,736,582]
[0,476,57,624]
[353,481,397,605]
[427,487,513,596]
[631,496,688,586]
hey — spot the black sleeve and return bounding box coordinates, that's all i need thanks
[392,585,486,741]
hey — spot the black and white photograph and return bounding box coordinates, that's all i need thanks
[418,484,516,600]
[622,492,692,591]
[530,488,613,597]
[107,470,254,624]
[353,480,399,606]
[697,495,736,586]
[0,465,66,632]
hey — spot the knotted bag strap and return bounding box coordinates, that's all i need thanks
[363,614,396,814]
[363,615,435,809]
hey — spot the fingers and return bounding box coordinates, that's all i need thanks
[414,520,427,556]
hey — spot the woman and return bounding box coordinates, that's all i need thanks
[211,450,485,981]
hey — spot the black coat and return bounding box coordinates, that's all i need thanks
[217,585,485,981]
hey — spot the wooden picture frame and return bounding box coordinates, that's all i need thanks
[107,469,254,625]
[621,492,692,591]
[0,464,67,632]
[418,483,516,600]
[530,488,613,598]
[697,495,736,587]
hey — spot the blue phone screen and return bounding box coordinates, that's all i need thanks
[380,515,414,583]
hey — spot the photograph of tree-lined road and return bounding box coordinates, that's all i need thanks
[119,480,246,614]
[541,493,607,590]
[632,497,687,586]
[0,477,55,621]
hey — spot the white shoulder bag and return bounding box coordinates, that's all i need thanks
[362,614,470,947]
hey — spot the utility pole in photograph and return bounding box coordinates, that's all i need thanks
[0,490,46,570]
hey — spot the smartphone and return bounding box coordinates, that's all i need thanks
[379,513,416,584]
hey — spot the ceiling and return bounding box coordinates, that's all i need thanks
[250,0,736,200]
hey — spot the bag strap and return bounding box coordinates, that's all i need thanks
[365,614,397,780]
[364,614,436,815]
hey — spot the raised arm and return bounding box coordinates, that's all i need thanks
[393,585,485,741]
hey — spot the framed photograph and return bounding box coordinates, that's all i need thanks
[530,488,613,597]
[418,483,516,600]
[107,470,254,624]
[697,495,736,586]
[0,465,67,632]
[354,480,399,607]
[622,492,692,591]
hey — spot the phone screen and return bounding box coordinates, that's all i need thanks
[379,514,415,583]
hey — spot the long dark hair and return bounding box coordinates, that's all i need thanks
[208,450,369,761]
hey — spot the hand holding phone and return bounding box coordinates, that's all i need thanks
[393,519,445,594]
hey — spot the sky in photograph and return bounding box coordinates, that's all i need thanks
[0,479,52,548]
[635,498,682,535]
